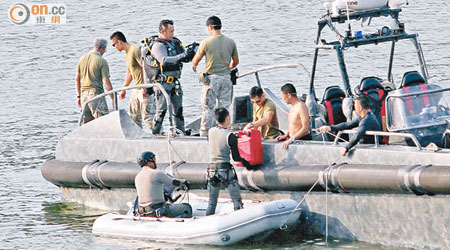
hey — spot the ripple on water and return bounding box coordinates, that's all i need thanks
[0,0,448,249]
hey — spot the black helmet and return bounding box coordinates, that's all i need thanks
[138,151,156,167]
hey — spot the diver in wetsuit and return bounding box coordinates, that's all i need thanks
[206,108,251,215]
[319,95,381,156]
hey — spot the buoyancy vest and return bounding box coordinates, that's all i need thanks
[208,127,231,164]
[142,36,185,83]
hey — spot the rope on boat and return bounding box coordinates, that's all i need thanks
[166,130,174,176]
[322,132,331,243]
[325,130,349,143]
[165,127,186,176]
[279,131,341,244]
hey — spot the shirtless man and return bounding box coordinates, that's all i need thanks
[276,83,311,149]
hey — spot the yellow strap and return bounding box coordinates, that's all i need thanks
[144,37,153,54]
[145,37,162,72]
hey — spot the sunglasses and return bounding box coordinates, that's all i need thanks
[112,42,117,48]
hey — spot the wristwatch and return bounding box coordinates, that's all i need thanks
[249,123,255,128]
[290,137,296,143]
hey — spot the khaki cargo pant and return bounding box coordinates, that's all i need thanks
[200,74,233,136]
[80,90,109,125]
[129,89,156,130]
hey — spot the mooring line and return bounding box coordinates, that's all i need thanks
[321,132,330,244]
[280,130,342,246]
[325,130,349,143]
[166,131,174,175]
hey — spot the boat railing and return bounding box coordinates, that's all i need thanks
[237,63,311,88]
[387,87,450,99]
[334,130,423,150]
[79,83,174,130]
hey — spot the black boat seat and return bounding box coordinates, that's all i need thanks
[399,71,438,115]
[355,77,388,143]
[401,71,426,88]
[321,86,346,125]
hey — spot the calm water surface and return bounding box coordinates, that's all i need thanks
[1,0,448,249]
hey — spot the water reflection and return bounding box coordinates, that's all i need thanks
[42,202,103,231]
[1,0,448,248]
[40,200,404,250]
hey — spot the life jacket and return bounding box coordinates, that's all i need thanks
[142,35,185,83]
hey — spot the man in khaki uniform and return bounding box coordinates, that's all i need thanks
[110,31,155,130]
[135,151,192,218]
[75,38,114,124]
[243,86,281,139]
[192,16,239,136]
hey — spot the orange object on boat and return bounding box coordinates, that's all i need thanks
[235,129,263,167]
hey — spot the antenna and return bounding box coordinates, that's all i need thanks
[345,1,352,38]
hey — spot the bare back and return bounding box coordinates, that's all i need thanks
[288,101,310,138]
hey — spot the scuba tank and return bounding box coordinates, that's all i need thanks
[141,35,162,84]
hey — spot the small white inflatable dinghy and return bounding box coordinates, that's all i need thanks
[92,198,301,245]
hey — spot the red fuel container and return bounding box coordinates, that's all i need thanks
[235,129,263,167]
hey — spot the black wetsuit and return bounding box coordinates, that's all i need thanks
[330,111,381,153]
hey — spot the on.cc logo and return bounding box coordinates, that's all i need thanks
[9,3,31,25]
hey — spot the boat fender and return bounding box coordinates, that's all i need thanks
[409,164,434,196]
[81,160,110,189]
[397,164,434,196]
[237,168,263,191]
[318,163,349,193]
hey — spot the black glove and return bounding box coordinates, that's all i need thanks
[180,42,199,63]
[182,180,191,190]
[179,48,195,63]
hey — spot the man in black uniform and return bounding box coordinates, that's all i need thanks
[206,108,251,215]
[319,95,381,156]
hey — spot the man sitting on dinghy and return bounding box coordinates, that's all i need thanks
[135,151,192,218]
